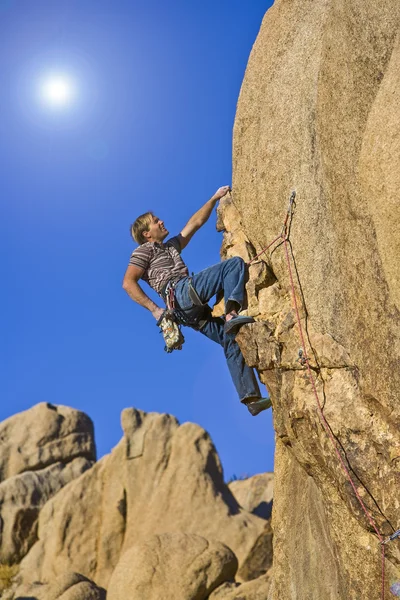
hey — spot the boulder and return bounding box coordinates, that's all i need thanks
[107,533,237,600]
[17,409,265,589]
[0,457,93,564]
[209,574,271,600]
[0,403,96,482]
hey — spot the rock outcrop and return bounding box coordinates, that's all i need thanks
[0,403,96,481]
[0,404,96,571]
[16,408,267,592]
[216,0,400,597]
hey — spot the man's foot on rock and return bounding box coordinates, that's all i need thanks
[242,397,272,416]
[224,315,255,335]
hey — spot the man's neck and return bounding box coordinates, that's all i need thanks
[145,237,163,245]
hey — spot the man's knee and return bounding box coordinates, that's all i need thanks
[226,256,245,268]
[227,256,246,277]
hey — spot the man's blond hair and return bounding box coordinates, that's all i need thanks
[130,211,154,245]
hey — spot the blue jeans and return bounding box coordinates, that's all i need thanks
[173,256,261,402]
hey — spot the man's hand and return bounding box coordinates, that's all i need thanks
[212,186,231,201]
[152,307,165,322]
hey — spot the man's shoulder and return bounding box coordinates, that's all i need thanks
[165,235,182,253]
[129,242,154,269]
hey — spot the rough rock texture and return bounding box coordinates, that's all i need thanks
[209,574,271,600]
[237,520,273,582]
[0,403,96,482]
[107,532,237,600]
[0,457,93,564]
[216,0,400,597]
[229,473,273,519]
[12,572,106,600]
[16,409,265,591]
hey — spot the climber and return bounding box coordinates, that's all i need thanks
[122,186,271,416]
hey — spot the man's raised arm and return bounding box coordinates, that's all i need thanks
[179,185,230,250]
[122,266,164,321]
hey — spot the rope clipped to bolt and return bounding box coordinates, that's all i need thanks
[242,189,389,600]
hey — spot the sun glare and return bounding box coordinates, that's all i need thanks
[39,74,76,109]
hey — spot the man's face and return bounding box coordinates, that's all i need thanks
[144,215,169,243]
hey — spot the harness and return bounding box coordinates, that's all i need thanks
[163,277,211,331]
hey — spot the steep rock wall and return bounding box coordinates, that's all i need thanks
[219,1,400,597]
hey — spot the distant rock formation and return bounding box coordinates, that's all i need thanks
[216,0,400,597]
[0,457,92,564]
[0,402,95,481]
[0,404,95,567]
[228,474,273,581]
[228,472,273,520]
[1,405,271,599]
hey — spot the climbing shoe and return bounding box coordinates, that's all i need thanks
[224,315,255,335]
[243,397,272,416]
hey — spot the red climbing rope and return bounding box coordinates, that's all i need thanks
[247,192,386,599]
[248,234,283,265]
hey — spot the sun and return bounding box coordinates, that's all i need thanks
[39,74,76,109]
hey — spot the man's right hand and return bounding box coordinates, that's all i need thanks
[152,307,165,322]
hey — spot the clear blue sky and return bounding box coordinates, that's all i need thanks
[1,0,275,480]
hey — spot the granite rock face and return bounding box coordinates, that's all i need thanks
[216,0,400,597]
[16,408,266,591]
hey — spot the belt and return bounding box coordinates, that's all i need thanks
[160,277,210,331]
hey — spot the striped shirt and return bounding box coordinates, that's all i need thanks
[129,235,189,296]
